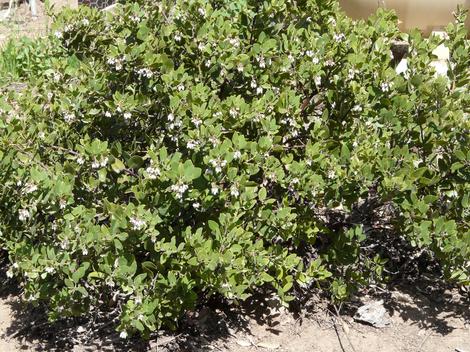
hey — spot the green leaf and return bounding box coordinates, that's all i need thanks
[260,272,274,282]
[128,156,144,169]
[111,159,125,173]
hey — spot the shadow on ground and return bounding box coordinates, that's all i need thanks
[1,250,469,352]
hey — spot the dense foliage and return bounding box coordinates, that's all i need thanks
[0,0,468,336]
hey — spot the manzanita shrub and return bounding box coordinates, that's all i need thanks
[0,0,468,336]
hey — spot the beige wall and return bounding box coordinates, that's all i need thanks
[339,0,470,35]
[50,0,78,10]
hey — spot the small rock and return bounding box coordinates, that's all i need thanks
[257,341,280,350]
[354,300,391,328]
[236,339,252,347]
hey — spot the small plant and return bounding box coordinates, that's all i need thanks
[0,0,468,337]
[0,36,57,80]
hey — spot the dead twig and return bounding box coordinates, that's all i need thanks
[418,331,433,351]
[331,316,348,352]
[332,304,357,352]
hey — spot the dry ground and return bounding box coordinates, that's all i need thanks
[0,0,49,46]
[0,282,469,352]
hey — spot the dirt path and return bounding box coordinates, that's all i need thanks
[0,295,21,351]
[0,286,469,352]
[0,0,49,46]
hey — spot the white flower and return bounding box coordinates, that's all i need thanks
[38,131,46,139]
[167,113,175,122]
[292,178,300,184]
[229,108,239,117]
[325,59,335,67]
[312,57,319,65]
[192,202,201,209]
[327,170,336,179]
[61,240,68,250]
[18,209,30,222]
[187,140,199,150]
[174,33,182,42]
[348,69,356,79]
[123,112,132,120]
[54,31,63,38]
[82,248,88,256]
[237,63,244,72]
[209,158,227,173]
[12,262,19,269]
[233,151,241,159]
[100,157,108,167]
[119,331,128,339]
[257,56,266,68]
[170,182,189,200]
[59,199,67,209]
[63,112,76,123]
[82,18,89,26]
[23,183,38,194]
[230,186,239,197]
[6,270,14,278]
[145,166,161,179]
[177,84,185,91]
[137,68,153,78]
[229,38,240,48]
[380,82,393,92]
[91,160,100,169]
[198,7,206,16]
[105,111,112,118]
[314,76,322,86]
[192,117,202,127]
[256,87,263,95]
[250,80,257,89]
[211,185,219,195]
[77,157,85,165]
[334,33,345,42]
[130,15,141,23]
[135,296,142,305]
[130,217,146,231]
[352,105,362,112]
[205,59,212,68]
[305,50,314,57]
[45,266,55,274]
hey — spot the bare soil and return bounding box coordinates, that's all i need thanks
[0,282,469,352]
[0,0,48,46]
